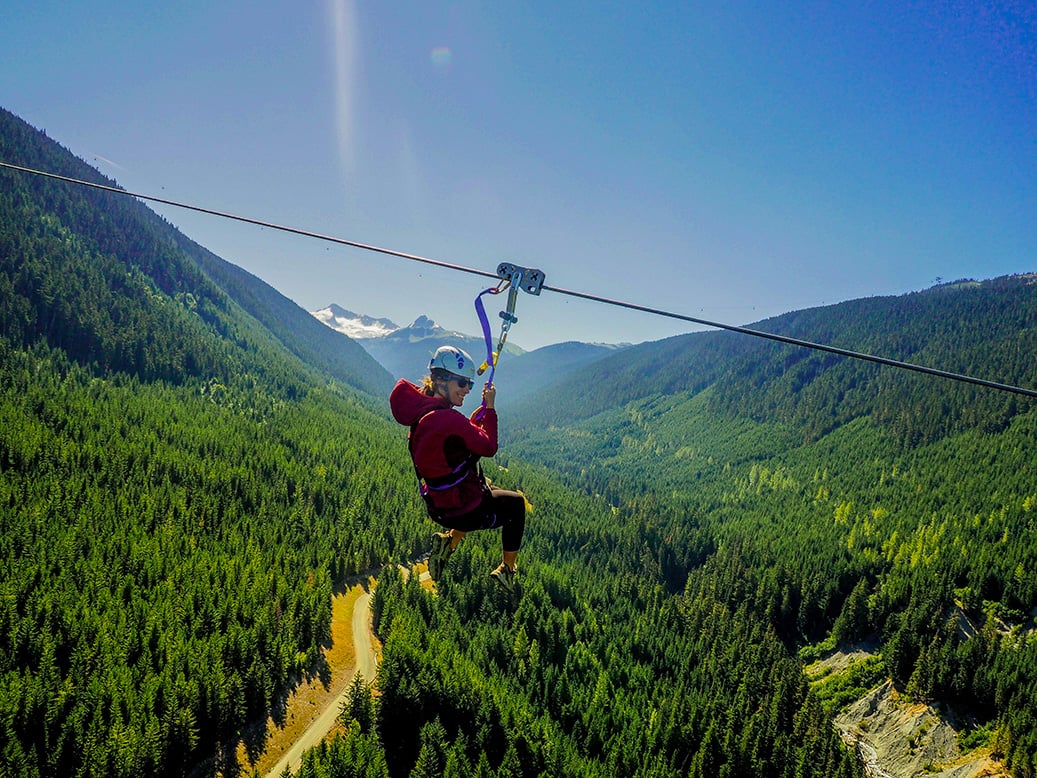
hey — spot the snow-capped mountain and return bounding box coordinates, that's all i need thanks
[312,304,626,403]
[311,304,399,340]
[312,305,522,382]
[368,316,495,382]
[388,315,470,343]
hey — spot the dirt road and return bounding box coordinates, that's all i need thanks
[351,591,377,681]
[263,590,377,778]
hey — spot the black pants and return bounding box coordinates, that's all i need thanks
[436,488,526,552]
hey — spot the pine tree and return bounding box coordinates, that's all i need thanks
[409,718,448,778]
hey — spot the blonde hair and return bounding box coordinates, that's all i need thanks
[422,368,453,396]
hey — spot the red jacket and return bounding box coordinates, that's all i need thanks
[389,379,498,516]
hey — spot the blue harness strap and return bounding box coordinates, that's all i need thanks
[473,285,501,421]
[419,456,476,493]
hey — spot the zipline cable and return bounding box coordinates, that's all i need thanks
[3,159,1036,400]
[537,282,1037,399]
[0,161,501,284]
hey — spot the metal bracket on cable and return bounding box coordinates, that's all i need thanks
[497,262,546,296]
[496,262,545,331]
[476,263,546,376]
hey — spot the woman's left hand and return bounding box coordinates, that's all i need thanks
[482,382,496,409]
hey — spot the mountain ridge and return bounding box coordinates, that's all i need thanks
[509,273,1037,443]
[312,303,628,401]
[0,107,392,399]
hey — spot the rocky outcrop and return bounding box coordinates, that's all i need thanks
[834,679,1008,778]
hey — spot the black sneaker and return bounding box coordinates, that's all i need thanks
[428,532,454,581]
[490,562,517,592]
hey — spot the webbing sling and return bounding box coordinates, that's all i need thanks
[473,285,501,422]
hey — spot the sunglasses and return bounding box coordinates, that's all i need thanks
[451,376,474,389]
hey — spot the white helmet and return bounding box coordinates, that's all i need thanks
[429,345,475,380]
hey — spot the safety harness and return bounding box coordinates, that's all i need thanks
[410,263,545,514]
[407,408,484,519]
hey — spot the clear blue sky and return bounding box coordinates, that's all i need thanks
[2,1,1035,350]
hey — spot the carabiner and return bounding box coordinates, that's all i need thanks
[475,262,547,378]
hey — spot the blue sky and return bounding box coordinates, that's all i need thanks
[2,1,1035,351]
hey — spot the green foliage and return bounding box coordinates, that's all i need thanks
[293,721,390,778]
[341,671,375,733]
[367,536,861,778]
[959,721,996,752]
[799,636,837,664]
[811,656,886,717]
[0,345,424,776]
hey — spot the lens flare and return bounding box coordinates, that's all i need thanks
[430,46,452,69]
[330,0,358,172]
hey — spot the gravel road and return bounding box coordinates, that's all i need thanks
[265,591,376,778]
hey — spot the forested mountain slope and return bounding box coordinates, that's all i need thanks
[502,340,627,404]
[506,275,1037,776]
[0,109,422,776]
[0,108,391,398]
[511,276,1037,444]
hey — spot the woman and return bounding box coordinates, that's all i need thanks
[390,345,526,591]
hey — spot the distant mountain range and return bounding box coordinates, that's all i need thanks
[311,304,400,340]
[312,305,505,384]
[311,304,627,402]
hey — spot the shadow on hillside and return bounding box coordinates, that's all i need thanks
[237,725,270,777]
[217,570,382,775]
